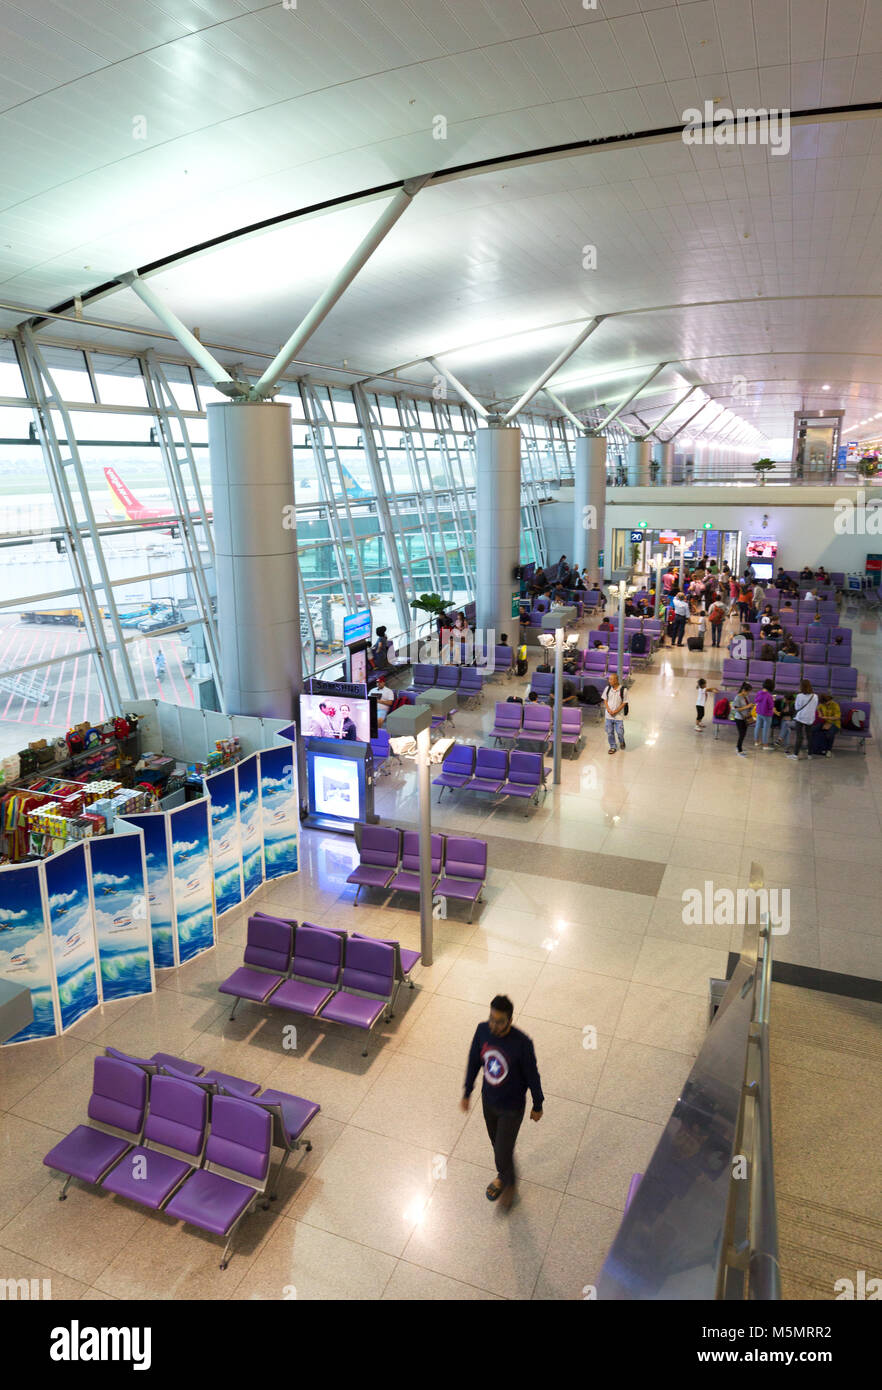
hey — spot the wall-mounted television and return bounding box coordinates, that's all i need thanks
[299,692,375,742]
[750,561,774,582]
[746,535,778,559]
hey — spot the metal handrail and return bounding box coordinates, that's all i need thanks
[597,863,780,1300]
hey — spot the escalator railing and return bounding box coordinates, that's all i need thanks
[597,863,780,1300]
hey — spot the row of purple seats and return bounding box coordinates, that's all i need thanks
[347,824,488,921]
[408,663,483,703]
[747,623,850,646]
[43,1051,320,1267]
[713,694,872,752]
[722,657,858,695]
[490,702,583,752]
[433,745,549,810]
[219,912,415,1054]
[579,651,632,677]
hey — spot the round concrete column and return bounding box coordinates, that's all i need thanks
[209,401,302,718]
[627,438,652,486]
[572,434,606,577]
[662,441,675,485]
[475,424,521,649]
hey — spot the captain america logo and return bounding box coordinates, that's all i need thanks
[481,1045,509,1086]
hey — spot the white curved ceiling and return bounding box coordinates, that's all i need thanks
[2,0,882,440]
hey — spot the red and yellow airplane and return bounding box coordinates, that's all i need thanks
[104,468,212,525]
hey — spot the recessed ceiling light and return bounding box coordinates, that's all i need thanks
[822,384,830,390]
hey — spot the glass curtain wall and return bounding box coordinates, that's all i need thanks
[0,329,582,756]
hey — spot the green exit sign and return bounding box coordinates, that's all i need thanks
[638,520,647,528]
[703,522,713,529]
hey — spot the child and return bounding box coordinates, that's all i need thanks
[695,678,717,731]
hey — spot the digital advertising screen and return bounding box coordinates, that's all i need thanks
[746,535,778,559]
[349,645,367,685]
[751,561,774,581]
[342,608,372,645]
[300,691,373,742]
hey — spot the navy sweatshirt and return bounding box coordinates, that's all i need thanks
[464,1023,544,1113]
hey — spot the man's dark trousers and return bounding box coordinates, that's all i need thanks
[483,1095,526,1187]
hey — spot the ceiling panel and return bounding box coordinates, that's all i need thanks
[0,0,881,437]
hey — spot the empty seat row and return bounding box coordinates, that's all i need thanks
[409,664,484,700]
[490,702,583,753]
[722,659,858,694]
[347,825,488,922]
[43,1050,320,1267]
[218,912,418,1053]
[434,744,550,811]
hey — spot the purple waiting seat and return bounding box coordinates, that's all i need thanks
[827,645,850,665]
[837,701,872,751]
[775,663,801,691]
[318,937,395,1054]
[829,665,858,697]
[722,658,747,685]
[433,742,475,798]
[436,665,460,691]
[164,1095,272,1268]
[518,702,552,748]
[802,643,827,665]
[238,1089,320,1204]
[491,701,522,745]
[433,837,487,923]
[560,706,584,755]
[411,664,437,691]
[103,1045,205,1078]
[350,929,421,1007]
[218,914,293,1017]
[158,1063,261,1098]
[803,663,829,688]
[491,645,513,678]
[43,1056,147,1201]
[457,667,483,704]
[529,672,555,702]
[270,924,344,1018]
[468,747,508,793]
[387,830,443,896]
[345,825,401,903]
[748,660,774,684]
[101,1074,208,1210]
[498,751,547,812]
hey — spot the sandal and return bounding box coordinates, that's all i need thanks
[486,1179,504,1201]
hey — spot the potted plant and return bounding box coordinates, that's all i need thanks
[753,458,776,485]
[409,593,452,620]
[856,456,879,479]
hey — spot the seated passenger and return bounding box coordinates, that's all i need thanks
[369,674,396,725]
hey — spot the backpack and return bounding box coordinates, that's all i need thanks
[713,697,730,719]
[516,648,528,676]
[580,684,602,705]
[629,632,647,655]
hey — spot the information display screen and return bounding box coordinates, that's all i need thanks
[299,692,374,742]
[746,535,778,559]
[311,754,360,816]
[750,561,774,581]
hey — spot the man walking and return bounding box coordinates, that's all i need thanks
[671,591,690,645]
[461,995,544,1210]
[602,672,627,754]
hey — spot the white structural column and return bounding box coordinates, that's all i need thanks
[662,441,675,485]
[627,439,652,487]
[475,425,521,648]
[209,402,302,717]
[573,434,607,577]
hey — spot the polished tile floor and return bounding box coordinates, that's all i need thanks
[1,602,880,1299]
